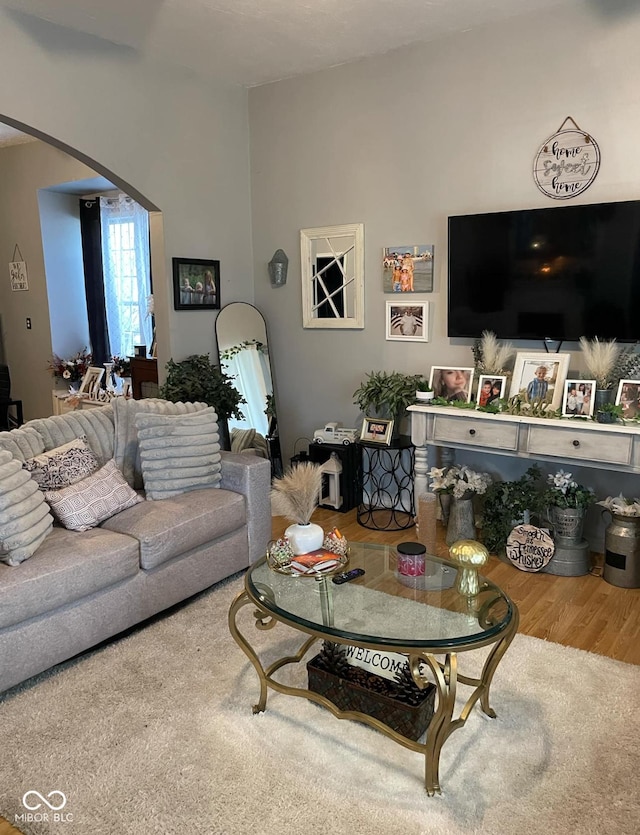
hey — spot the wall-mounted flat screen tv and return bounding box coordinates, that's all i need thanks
[448,200,640,342]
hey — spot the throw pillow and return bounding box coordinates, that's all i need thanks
[0,450,54,566]
[23,435,100,490]
[135,408,221,500]
[44,459,143,532]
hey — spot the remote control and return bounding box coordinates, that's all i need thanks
[332,568,365,585]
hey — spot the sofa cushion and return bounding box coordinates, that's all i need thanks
[23,435,100,490]
[113,398,211,489]
[0,425,45,463]
[101,486,245,569]
[135,408,222,499]
[0,526,140,629]
[0,450,54,566]
[44,459,143,532]
[26,406,115,465]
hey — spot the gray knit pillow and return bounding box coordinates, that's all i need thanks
[135,408,221,500]
[0,450,54,566]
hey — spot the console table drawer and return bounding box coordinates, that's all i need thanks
[432,416,519,451]
[527,426,633,466]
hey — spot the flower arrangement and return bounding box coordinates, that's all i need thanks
[472,330,515,375]
[47,348,92,382]
[112,356,131,377]
[427,465,492,499]
[598,495,640,516]
[270,462,323,524]
[544,470,595,509]
[579,337,640,390]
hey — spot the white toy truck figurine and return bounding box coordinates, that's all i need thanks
[313,422,359,445]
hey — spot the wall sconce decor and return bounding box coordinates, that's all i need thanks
[268,249,288,287]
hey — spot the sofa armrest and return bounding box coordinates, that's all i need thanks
[220,451,271,564]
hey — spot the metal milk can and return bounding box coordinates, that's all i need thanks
[603,512,640,588]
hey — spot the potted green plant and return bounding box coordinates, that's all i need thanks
[480,465,545,555]
[595,402,623,424]
[353,371,430,432]
[160,354,246,448]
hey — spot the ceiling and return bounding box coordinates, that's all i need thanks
[0,0,630,145]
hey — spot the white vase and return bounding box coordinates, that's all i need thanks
[285,522,324,555]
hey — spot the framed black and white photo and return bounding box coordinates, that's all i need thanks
[562,379,596,418]
[476,375,507,408]
[385,301,429,342]
[616,379,640,419]
[172,258,220,311]
[429,366,474,403]
[360,417,394,445]
[509,352,571,412]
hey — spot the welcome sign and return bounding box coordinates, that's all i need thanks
[343,645,409,682]
[533,120,600,200]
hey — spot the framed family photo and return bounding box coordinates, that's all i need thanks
[385,301,429,342]
[79,366,104,397]
[429,366,474,403]
[616,379,640,419]
[360,417,394,445]
[382,245,434,293]
[509,352,571,411]
[561,379,596,418]
[476,375,507,408]
[172,257,220,311]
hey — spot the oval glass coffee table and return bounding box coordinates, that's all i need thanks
[228,541,518,795]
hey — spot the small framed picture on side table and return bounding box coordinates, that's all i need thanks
[360,417,394,445]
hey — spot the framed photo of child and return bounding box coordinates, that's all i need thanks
[561,379,596,418]
[360,417,394,445]
[172,257,220,311]
[476,375,507,408]
[509,352,570,412]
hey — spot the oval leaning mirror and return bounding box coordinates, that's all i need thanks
[215,302,282,475]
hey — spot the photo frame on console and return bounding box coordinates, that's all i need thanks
[429,366,474,403]
[476,375,507,408]
[615,379,640,419]
[509,352,570,412]
[360,417,394,445]
[79,366,104,397]
[561,379,596,418]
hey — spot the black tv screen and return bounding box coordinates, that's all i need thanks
[447,200,640,342]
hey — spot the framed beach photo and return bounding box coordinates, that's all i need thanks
[429,366,474,403]
[360,417,394,445]
[382,245,434,293]
[509,352,570,411]
[615,379,640,419]
[79,366,104,397]
[172,258,220,311]
[385,301,429,342]
[476,375,507,408]
[562,379,596,418]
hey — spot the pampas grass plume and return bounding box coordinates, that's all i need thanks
[270,461,322,524]
[579,336,619,389]
[480,330,515,374]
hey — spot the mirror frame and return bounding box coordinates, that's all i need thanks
[300,222,364,329]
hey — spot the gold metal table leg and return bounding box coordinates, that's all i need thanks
[228,589,277,714]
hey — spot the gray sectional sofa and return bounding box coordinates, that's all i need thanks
[0,399,271,694]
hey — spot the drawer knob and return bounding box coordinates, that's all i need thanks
[469,429,476,436]
[572,439,580,448]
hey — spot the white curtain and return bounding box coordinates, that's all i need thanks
[100,196,152,359]
[225,344,271,436]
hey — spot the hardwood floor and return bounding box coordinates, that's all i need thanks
[272,508,640,665]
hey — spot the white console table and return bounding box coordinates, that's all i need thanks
[408,404,640,498]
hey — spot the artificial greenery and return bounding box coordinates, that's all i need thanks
[480,465,545,554]
[160,354,245,420]
[353,370,430,418]
[595,402,623,424]
[543,470,595,510]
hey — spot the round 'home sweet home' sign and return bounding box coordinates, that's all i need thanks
[533,118,600,200]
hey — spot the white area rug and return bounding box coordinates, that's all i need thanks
[1,574,638,835]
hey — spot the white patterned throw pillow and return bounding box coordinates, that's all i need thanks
[44,459,143,531]
[23,435,100,490]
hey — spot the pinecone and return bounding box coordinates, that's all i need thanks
[392,664,424,706]
[315,641,352,678]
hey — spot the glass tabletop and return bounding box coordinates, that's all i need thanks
[247,541,515,650]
